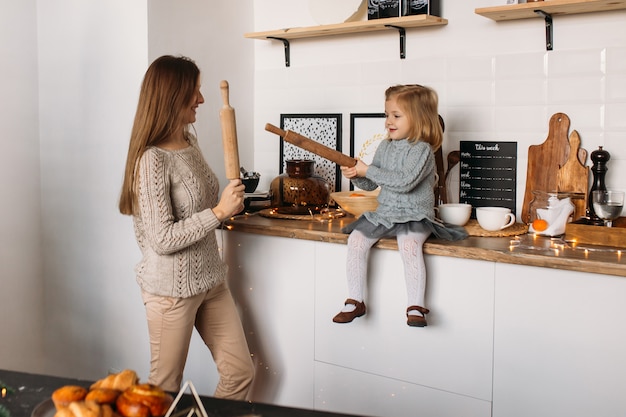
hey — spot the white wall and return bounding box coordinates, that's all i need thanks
[0,0,44,372]
[251,0,626,213]
[36,0,149,379]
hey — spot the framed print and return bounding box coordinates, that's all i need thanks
[349,113,386,190]
[280,113,342,193]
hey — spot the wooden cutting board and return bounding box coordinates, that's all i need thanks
[522,113,571,223]
[521,113,589,223]
[557,130,589,220]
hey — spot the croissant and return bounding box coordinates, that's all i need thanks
[90,370,139,392]
[115,384,173,417]
[53,401,119,417]
[85,388,121,406]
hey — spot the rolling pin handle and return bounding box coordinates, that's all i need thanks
[220,80,230,106]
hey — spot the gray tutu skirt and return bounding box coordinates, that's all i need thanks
[342,216,468,241]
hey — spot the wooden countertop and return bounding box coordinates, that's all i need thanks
[223,213,626,278]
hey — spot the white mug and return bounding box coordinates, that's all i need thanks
[476,207,516,231]
[436,203,472,226]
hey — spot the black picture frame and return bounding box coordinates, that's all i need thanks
[349,113,386,190]
[280,113,342,193]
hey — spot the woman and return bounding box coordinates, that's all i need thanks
[119,55,254,399]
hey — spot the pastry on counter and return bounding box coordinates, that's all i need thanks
[90,370,138,392]
[85,388,121,406]
[116,384,173,417]
[51,385,88,411]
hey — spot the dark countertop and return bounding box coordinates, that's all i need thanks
[0,370,364,417]
[223,213,626,277]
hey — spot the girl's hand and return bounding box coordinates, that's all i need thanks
[213,179,245,221]
[341,159,369,179]
[340,164,357,179]
[354,159,369,177]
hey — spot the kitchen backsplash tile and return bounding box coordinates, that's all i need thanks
[446,80,494,106]
[605,47,626,72]
[606,75,626,102]
[605,103,626,130]
[495,79,546,106]
[547,76,604,104]
[494,52,546,79]
[494,106,547,133]
[446,55,494,80]
[546,48,605,77]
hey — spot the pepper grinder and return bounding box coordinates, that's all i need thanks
[587,146,610,225]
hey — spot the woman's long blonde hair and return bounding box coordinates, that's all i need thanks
[385,84,443,151]
[119,55,200,216]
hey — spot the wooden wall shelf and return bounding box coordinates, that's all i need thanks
[475,0,626,50]
[475,0,626,21]
[244,15,448,66]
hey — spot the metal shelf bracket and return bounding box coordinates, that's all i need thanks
[534,10,553,51]
[385,25,407,59]
[267,36,291,67]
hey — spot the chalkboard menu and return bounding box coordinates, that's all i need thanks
[459,141,517,215]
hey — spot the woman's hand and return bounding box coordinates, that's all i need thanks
[213,179,245,221]
[340,160,368,179]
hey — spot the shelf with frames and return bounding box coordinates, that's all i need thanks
[244,14,448,67]
[475,0,626,50]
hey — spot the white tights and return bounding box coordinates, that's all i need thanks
[343,224,430,315]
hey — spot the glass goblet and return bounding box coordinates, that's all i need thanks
[592,190,624,227]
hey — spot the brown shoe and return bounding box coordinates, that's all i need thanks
[406,305,430,327]
[333,299,366,323]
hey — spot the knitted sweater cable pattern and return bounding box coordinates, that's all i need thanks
[133,139,226,298]
[352,139,436,228]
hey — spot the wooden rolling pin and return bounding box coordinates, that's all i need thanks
[219,80,241,180]
[265,123,357,167]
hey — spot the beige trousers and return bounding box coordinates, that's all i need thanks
[141,282,254,400]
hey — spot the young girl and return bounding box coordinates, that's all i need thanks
[333,84,467,327]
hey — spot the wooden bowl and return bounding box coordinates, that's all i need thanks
[330,189,379,217]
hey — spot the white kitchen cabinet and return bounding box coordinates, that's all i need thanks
[313,243,495,415]
[492,263,626,417]
[220,229,626,417]
[314,362,492,417]
[222,231,317,409]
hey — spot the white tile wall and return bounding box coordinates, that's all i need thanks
[252,0,626,216]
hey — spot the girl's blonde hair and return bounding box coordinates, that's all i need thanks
[385,84,443,151]
[119,55,200,216]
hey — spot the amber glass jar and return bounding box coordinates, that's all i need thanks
[270,159,330,215]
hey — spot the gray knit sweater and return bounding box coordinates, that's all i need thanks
[351,139,436,228]
[133,137,226,298]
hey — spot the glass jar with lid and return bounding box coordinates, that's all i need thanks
[528,191,582,237]
[270,159,330,215]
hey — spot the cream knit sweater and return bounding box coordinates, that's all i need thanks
[133,138,226,298]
